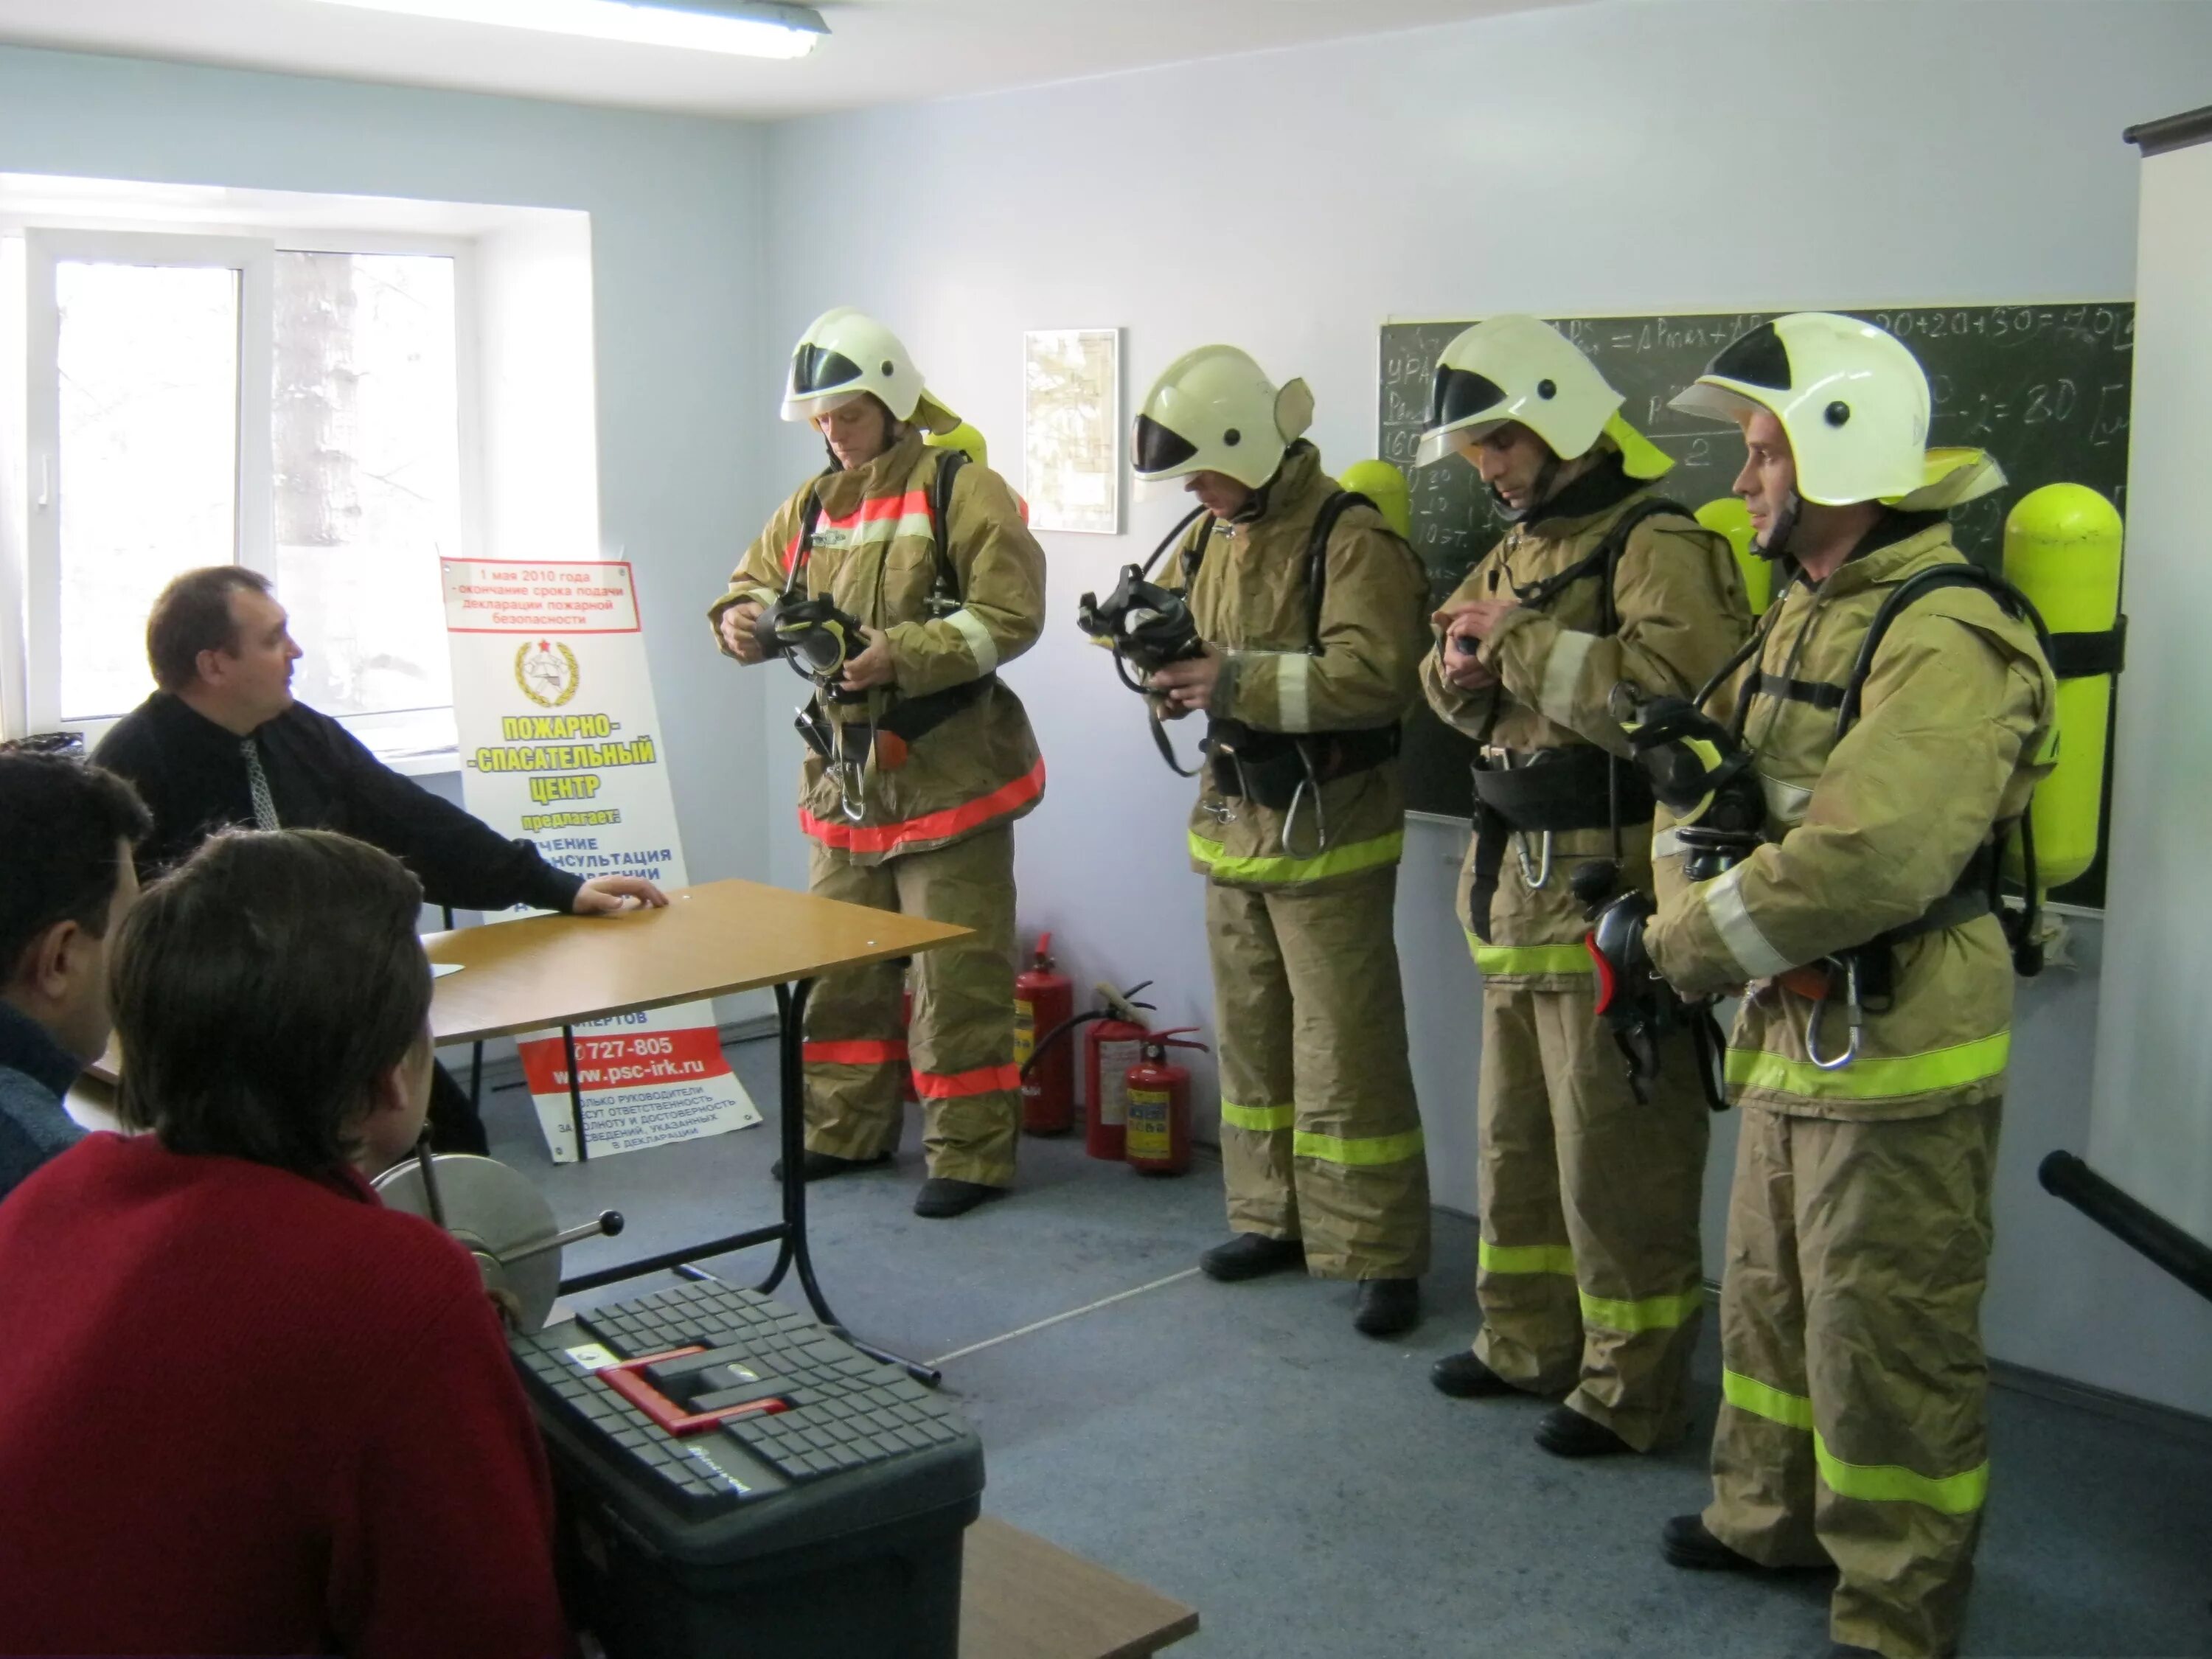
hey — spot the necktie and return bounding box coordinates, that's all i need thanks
[240,739,280,831]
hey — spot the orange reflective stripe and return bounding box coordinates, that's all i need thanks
[782,487,934,574]
[912,1062,1019,1099]
[801,757,1046,854]
[821,488,931,531]
[803,1039,908,1066]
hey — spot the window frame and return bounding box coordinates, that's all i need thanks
[8,220,480,762]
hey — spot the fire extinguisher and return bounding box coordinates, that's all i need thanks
[1013,933,1075,1135]
[1124,1029,1206,1177]
[1083,982,1155,1163]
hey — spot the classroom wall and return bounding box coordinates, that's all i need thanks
[759,0,2212,1415]
[0,42,778,893]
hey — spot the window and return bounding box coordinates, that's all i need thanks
[7,222,473,759]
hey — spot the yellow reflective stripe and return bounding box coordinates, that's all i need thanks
[1478,1239,1577,1277]
[1724,1371,1989,1514]
[816,512,935,549]
[1536,628,1597,726]
[1701,860,1794,979]
[1189,829,1403,884]
[1292,1127,1425,1167]
[1725,1029,2011,1100]
[945,607,999,675]
[1466,934,1593,977]
[1220,1099,1295,1133]
[1722,1368,1815,1430]
[1579,1285,1706,1334]
[1815,1441,1989,1516]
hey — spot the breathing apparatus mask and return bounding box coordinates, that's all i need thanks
[1076,563,1206,682]
[755,595,870,703]
[1575,680,1753,1110]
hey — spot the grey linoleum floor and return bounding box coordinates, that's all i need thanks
[481,1038,2212,1659]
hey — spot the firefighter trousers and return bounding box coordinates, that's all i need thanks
[1470,981,1709,1450]
[801,827,1020,1187]
[1208,869,1431,1280]
[1705,1097,2001,1659]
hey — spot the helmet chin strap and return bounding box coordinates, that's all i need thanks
[1755,489,1803,560]
[1489,453,1562,525]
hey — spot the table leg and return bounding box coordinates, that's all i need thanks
[562,1024,590,1163]
[757,978,819,1310]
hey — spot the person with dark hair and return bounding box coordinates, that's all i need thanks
[0,748,150,1201]
[0,829,570,1659]
[94,564,665,1152]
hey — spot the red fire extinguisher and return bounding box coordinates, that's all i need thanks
[1084,982,1155,1163]
[1013,933,1075,1135]
[1124,1029,1206,1177]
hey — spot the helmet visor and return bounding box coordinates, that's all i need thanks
[1430,364,1509,433]
[1133,413,1200,479]
[790,344,865,397]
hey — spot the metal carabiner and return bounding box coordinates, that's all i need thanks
[1515,830,1554,891]
[830,717,869,824]
[1801,956,1864,1071]
[1279,779,1327,861]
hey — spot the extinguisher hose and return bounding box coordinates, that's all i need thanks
[1019,1009,1109,1079]
[1020,981,1162,1079]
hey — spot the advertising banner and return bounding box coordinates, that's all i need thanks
[441,556,759,1161]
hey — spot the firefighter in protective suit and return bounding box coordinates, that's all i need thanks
[709,307,1046,1220]
[1629,314,2056,1659]
[1136,344,1433,1337]
[1415,315,1752,1456]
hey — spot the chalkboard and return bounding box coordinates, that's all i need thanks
[1377,304,2133,907]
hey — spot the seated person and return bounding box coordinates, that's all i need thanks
[0,748,149,1201]
[0,829,570,1659]
[94,565,665,1152]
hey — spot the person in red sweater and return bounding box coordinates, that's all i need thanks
[0,827,570,1659]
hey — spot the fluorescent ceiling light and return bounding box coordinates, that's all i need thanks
[306,0,830,59]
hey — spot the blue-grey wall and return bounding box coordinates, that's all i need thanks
[0,41,776,891]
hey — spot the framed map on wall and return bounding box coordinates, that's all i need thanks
[1022,327,1121,534]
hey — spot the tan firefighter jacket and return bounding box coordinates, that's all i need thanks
[710,430,1046,863]
[1646,515,2057,1121]
[1421,457,1750,990]
[1160,442,1429,893]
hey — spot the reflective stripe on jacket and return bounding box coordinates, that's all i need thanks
[1647,518,2056,1120]
[712,431,1047,863]
[1419,457,1750,988]
[1169,443,1430,892]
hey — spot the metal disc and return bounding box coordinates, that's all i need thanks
[374,1153,562,1332]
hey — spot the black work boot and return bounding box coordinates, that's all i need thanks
[1534,1404,1633,1458]
[913,1178,1004,1219]
[1199,1233,1305,1281]
[1661,1514,1779,1572]
[1353,1278,1421,1337]
[1429,1351,1517,1398]
[770,1149,889,1181]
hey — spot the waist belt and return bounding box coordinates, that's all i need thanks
[1846,841,2000,1004]
[819,675,995,742]
[1207,720,1401,810]
[1470,745,1655,832]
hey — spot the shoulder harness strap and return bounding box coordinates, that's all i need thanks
[925,448,969,609]
[1510,498,1690,635]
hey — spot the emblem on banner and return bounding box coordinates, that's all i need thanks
[515,639,582,708]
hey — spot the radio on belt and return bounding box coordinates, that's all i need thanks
[514,1279,982,1658]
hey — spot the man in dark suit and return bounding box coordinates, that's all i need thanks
[97,566,664,1152]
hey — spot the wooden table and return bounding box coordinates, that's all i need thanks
[425,878,966,1338]
[961,1517,1198,1658]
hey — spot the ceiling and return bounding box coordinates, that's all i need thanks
[0,0,1585,119]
